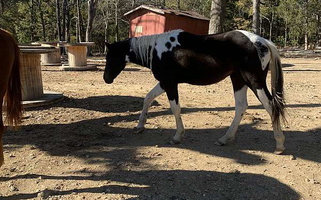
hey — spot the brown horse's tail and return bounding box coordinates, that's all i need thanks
[265,39,286,126]
[4,42,23,127]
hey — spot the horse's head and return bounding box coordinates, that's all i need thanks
[104,40,130,84]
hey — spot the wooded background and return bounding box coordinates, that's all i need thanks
[1,0,320,54]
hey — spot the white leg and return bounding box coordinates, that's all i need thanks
[216,86,248,145]
[169,100,185,144]
[257,89,285,153]
[136,83,165,133]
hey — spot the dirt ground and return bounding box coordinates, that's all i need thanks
[0,57,320,200]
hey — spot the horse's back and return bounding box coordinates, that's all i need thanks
[0,29,17,49]
[0,29,17,76]
[163,30,263,85]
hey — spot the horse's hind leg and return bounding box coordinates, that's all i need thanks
[216,74,248,145]
[256,87,285,154]
[136,82,165,133]
[243,68,285,153]
[164,84,185,144]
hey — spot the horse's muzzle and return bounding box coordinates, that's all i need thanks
[104,77,113,84]
[103,72,114,84]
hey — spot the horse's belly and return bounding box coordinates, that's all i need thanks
[181,71,230,85]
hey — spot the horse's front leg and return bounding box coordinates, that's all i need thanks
[136,82,165,133]
[216,85,248,145]
[164,84,185,144]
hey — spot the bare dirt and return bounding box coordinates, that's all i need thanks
[1,57,321,200]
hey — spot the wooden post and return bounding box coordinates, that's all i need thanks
[60,42,96,71]
[19,48,55,100]
[18,46,64,107]
[67,45,87,67]
[41,43,61,65]
[31,42,63,66]
[20,52,44,100]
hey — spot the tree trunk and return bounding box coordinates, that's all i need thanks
[0,0,4,14]
[284,21,288,47]
[86,0,97,55]
[208,0,225,34]
[104,20,109,54]
[37,0,46,41]
[115,0,119,42]
[30,0,36,41]
[62,0,68,41]
[317,14,320,47]
[252,0,260,34]
[85,0,97,42]
[269,13,273,41]
[65,0,70,42]
[76,0,84,42]
[101,1,110,53]
[303,2,309,50]
[304,14,308,50]
[305,32,308,50]
[56,0,62,41]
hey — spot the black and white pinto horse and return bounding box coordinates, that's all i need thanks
[104,30,286,154]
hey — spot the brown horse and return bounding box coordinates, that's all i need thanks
[0,29,23,167]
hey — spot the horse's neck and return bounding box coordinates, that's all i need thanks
[129,35,159,69]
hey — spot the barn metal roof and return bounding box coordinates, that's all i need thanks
[124,5,210,21]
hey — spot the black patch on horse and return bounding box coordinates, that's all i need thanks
[165,42,172,49]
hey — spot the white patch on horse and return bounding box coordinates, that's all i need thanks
[137,83,165,130]
[217,86,248,145]
[126,49,133,62]
[130,30,182,69]
[125,55,130,62]
[257,88,285,152]
[257,89,272,116]
[169,100,185,142]
[237,30,271,71]
[155,30,182,60]
[130,35,157,69]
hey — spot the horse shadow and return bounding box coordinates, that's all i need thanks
[20,95,321,165]
[282,63,295,68]
[6,117,319,167]
[1,169,300,200]
[26,95,158,113]
[3,95,320,199]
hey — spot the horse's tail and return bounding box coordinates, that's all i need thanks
[4,39,23,127]
[265,39,286,125]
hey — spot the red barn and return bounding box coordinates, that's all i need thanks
[124,5,210,38]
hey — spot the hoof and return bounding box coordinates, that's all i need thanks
[274,148,285,155]
[170,139,180,145]
[134,127,145,134]
[214,140,226,146]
